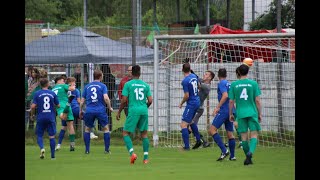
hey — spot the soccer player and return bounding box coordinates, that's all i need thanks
[229,64,262,165]
[80,69,113,154]
[209,68,236,161]
[52,76,76,151]
[233,67,243,148]
[116,65,152,164]
[179,63,201,150]
[117,65,133,117]
[30,78,60,159]
[190,70,215,149]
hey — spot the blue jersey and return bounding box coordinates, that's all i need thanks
[71,88,80,110]
[217,79,233,113]
[181,73,200,106]
[82,81,108,113]
[32,89,59,122]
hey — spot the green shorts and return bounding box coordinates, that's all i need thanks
[237,116,261,133]
[123,114,148,133]
[57,106,74,121]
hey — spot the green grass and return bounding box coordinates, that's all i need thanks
[25,145,294,180]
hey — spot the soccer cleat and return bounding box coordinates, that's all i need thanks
[192,141,203,149]
[55,144,61,151]
[224,142,229,148]
[70,145,75,151]
[104,150,111,154]
[130,153,137,164]
[85,150,90,154]
[202,141,211,148]
[40,149,45,159]
[229,157,237,161]
[90,132,98,139]
[68,95,76,103]
[217,149,230,161]
[143,159,149,164]
[244,152,253,165]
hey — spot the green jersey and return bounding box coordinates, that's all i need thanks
[52,84,70,104]
[228,78,261,119]
[122,79,152,115]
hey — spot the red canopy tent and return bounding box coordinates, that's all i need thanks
[207,25,295,63]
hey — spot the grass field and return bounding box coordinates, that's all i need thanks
[25,144,294,180]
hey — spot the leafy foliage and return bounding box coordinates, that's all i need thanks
[249,0,295,30]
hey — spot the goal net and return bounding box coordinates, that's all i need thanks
[152,33,295,148]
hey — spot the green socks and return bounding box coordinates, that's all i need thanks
[249,138,258,154]
[242,141,249,155]
[142,137,149,160]
[123,135,134,156]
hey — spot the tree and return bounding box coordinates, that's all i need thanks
[249,0,295,30]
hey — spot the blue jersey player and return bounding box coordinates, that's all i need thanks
[80,69,113,154]
[179,63,201,150]
[209,68,236,161]
[31,78,60,159]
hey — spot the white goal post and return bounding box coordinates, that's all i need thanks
[152,33,295,148]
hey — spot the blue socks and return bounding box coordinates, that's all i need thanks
[190,123,201,142]
[104,132,110,152]
[181,128,190,149]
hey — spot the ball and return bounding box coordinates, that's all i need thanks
[243,58,253,67]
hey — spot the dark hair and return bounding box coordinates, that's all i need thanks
[39,78,49,88]
[93,69,103,80]
[182,63,191,73]
[206,70,215,80]
[132,65,141,77]
[236,67,241,78]
[238,64,249,76]
[61,74,67,81]
[218,68,227,78]
[54,76,65,84]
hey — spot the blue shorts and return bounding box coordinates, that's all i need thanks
[36,118,56,137]
[72,107,80,120]
[211,112,234,132]
[84,112,108,128]
[182,104,200,123]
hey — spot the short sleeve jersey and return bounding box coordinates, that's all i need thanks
[71,88,80,109]
[181,73,200,106]
[228,78,261,119]
[82,81,108,113]
[52,84,69,104]
[217,79,231,113]
[122,79,151,115]
[33,89,59,121]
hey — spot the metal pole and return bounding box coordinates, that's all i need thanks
[276,0,282,33]
[153,38,159,147]
[206,0,210,29]
[132,0,137,65]
[226,0,230,28]
[81,64,85,138]
[137,0,142,46]
[176,0,180,22]
[84,0,87,28]
[252,0,255,22]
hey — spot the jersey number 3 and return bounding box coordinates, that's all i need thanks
[134,88,144,100]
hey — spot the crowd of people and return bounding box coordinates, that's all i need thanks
[26,60,262,166]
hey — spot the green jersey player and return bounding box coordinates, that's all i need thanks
[228,64,262,165]
[116,65,152,165]
[52,76,76,151]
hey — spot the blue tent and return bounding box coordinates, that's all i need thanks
[25,27,154,64]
